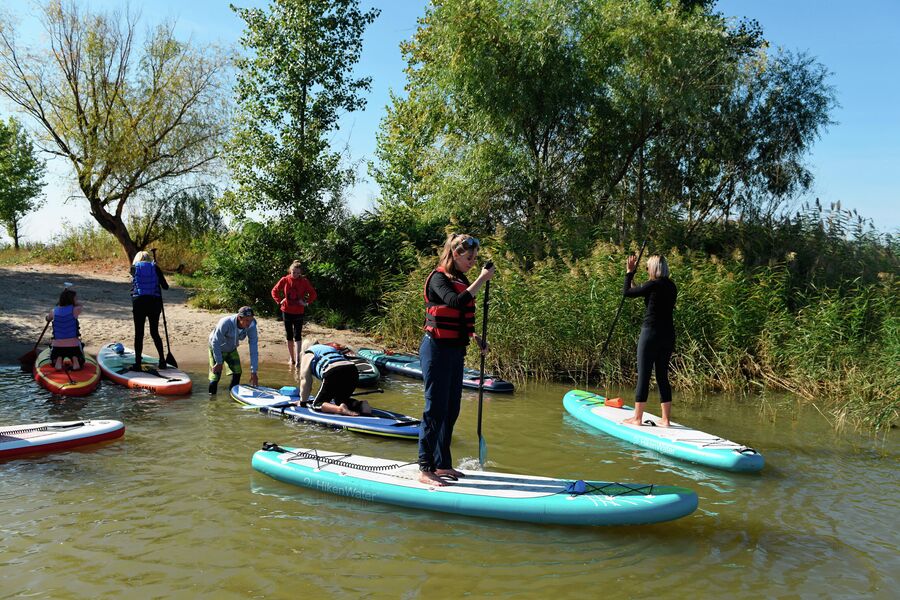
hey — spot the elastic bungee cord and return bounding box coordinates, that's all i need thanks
[262,442,416,473]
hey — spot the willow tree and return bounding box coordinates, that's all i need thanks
[0,0,228,262]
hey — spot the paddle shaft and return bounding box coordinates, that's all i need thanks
[600,236,650,355]
[476,261,493,466]
[33,319,51,351]
[19,319,51,371]
[150,248,177,367]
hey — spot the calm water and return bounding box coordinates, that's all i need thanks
[1,363,897,599]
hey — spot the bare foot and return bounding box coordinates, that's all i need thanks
[436,468,465,479]
[338,404,359,416]
[659,419,671,428]
[622,417,643,426]
[418,471,449,486]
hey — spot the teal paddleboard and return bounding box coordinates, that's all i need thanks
[252,443,698,526]
[563,389,764,473]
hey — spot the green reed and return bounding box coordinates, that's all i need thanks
[376,244,898,431]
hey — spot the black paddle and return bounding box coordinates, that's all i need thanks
[600,238,650,355]
[18,319,51,372]
[477,260,494,467]
[150,248,178,368]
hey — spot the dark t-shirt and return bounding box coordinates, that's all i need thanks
[623,272,677,335]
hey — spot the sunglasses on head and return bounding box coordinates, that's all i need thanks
[453,236,480,252]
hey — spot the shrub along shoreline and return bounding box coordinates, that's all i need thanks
[4,229,896,433]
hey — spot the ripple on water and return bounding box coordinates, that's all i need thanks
[0,367,897,598]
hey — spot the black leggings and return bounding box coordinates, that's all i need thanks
[282,312,304,341]
[133,295,165,362]
[635,328,674,403]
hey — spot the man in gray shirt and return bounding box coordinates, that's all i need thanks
[208,306,259,394]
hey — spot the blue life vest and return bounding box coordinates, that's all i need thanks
[307,344,351,380]
[52,305,79,339]
[132,261,160,297]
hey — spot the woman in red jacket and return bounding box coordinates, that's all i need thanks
[271,260,317,366]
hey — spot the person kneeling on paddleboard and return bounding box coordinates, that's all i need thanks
[46,285,85,371]
[295,339,370,416]
[208,306,259,394]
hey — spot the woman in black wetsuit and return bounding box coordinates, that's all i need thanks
[623,254,677,427]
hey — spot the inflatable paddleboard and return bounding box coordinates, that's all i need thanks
[252,443,698,526]
[231,385,420,440]
[357,348,514,393]
[563,390,764,473]
[97,343,192,395]
[0,420,124,459]
[33,347,100,396]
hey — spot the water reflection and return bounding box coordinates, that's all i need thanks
[0,364,897,598]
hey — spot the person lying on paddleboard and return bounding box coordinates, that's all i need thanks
[46,286,85,371]
[622,254,677,428]
[271,259,317,368]
[208,306,259,394]
[294,339,371,416]
[418,233,493,487]
[130,250,170,371]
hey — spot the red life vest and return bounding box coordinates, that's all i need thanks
[423,267,475,340]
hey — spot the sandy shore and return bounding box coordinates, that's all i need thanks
[0,263,381,371]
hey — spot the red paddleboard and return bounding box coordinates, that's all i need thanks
[34,347,101,396]
[0,420,124,459]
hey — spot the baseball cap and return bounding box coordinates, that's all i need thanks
[237,306,254,318]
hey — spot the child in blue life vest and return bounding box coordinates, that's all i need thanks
[46,286,85,371]
[130,250,169,371]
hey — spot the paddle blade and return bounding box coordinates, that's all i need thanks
[478,435,487,467]
[18,349,37,372]
[166,352,178,369]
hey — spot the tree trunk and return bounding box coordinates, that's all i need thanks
[11,217,19,250]
[88,198,140,264]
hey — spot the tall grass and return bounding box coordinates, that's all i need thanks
[1,222,209,273]
[377,243,898,431]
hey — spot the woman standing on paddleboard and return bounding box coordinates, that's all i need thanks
[130,251,169,371]
[623,254,677,427]
[418,233,494,486]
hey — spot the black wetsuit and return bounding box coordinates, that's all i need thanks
[624,272,677,403]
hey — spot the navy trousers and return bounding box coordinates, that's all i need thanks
[418,334,465,471]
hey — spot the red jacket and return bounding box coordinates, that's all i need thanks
[271,275,317,315]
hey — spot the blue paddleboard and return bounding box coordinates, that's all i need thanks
[231,385,420,440]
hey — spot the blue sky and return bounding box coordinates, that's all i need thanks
[2,0,897,245]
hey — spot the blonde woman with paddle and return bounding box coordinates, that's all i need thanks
[418,233,494,487]
[622,254,677,427]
